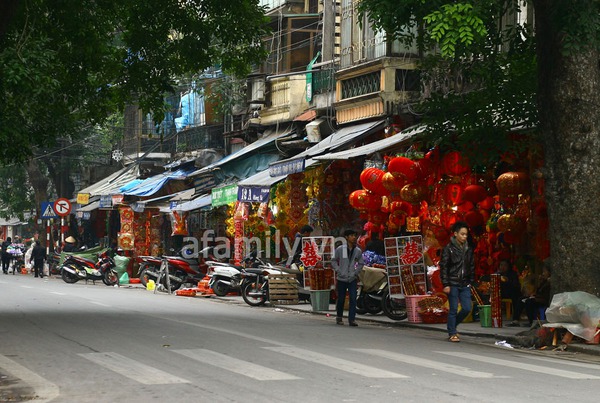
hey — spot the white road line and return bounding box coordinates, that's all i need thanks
[438,351,600,380]
[20,286,34,289]
[352,349,494,378]
[525,355,600,370]
[79,352,189,385]
[173,349,300,381]
[264,346,407,378]
[50,292,66,295]
[88,301,110,307]
[0,354,59,403]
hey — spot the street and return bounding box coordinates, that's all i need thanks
[1,274,599,403]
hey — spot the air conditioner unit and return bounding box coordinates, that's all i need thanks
[305,118,331,143]
[247,75,267,104]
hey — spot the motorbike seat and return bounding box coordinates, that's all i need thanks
[244,268,264,275]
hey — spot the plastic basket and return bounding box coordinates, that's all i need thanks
[310,290,330,311]
[406,295,428,323]
[478,305,492,327]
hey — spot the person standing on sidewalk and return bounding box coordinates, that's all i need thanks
[440,221,475,342]
[331,229,364,326]
[30,241,47,278]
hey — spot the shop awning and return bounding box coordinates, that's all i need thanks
[78,165,140,196]
[188,125,295,178]
[122,168,194,197]
[77,200,100,212]
[313,124,426,160]
[171,194,212,212]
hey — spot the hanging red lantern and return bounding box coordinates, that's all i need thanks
[496,172,529,197]
[441,209,459,230]
[478,196,494,210]
[349,189,382,211]
[414,158,435,183]
[388,157,417,183]
[400,183,428,204]
[390,200,413,217]
[360,167,387,196]
[456,201,474,213]
[462,184,488,204]
[441,151,469,176]
[465,210,485,228]
[381,171,405,192]
[368,211,389,226]
[443,183,464,206]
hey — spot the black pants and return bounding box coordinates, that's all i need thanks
[1,257,9,273]
[33,260,44,277]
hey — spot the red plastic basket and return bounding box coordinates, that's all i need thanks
[418,310,448,324]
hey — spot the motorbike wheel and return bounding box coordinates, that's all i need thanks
[61,267,79,284]
[103,269,119,286]
[241,281,267,307]
[356,295,367,315]
[212,279,230,297]
[159,269,183,292]
[382,289,408,321]
[363,296,383,315]
[138,265,156,288]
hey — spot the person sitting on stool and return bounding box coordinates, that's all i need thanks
[499,260,524,326]
[525,267,551,326]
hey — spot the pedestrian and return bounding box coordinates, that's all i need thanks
[440,221,475,342]
[30,240,47,278]
[498,260,525,326]
[62,236,77,253]
[1,237,11,274]
[287,225,314,268]
[331,229,364,327]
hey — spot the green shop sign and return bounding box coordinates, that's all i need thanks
[211,184,238,207]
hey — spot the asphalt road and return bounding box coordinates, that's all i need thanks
[0,274,599,403]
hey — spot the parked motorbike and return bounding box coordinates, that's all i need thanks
[207,251,266,297]
[240,263,310,307]
[60,250,119,285]
[137,249,206,292]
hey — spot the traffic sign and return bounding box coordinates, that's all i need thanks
[40,202,58,219]
[53,198,72,217]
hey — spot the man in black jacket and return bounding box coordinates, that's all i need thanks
[30,241,47,278]
[440,221,475,342]
[1,237,11,274]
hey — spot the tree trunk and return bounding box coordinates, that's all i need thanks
[535,1,600,296]
[25,159,49,236]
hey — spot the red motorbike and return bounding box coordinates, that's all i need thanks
[137,250,206,291]
[61,250,119,286]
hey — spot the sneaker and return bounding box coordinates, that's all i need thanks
[349,322,358,327]
[506,321,521,327]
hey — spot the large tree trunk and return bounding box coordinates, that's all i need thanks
[25,159,49,236]
[535,1,600,296]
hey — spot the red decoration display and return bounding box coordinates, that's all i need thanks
[441,151,469,176]
[496,172,529,197]
[349,190,382,211]
[462,184,487,203]
[360,167,387,196]
[388,157,417,182]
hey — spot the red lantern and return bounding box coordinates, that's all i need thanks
[465,210,485,227]
[497,214,526,234]
[360,167,387,196]
[388,157,417,183]
[462,184,487,203]
[382,171,405,192]
[478,196,494,210]
[349,189,382,211]
[496,172,529,197]
[368,211,389,226]
[441,209,459,230]
[390,200,413,217]
[457,201,474,213]
[441,151,469,176]
[443,183,464,206]
[414,158,434,183]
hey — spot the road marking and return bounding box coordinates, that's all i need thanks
[264,346,407,378]
[438,351,600,380]
[173,349,300,381]
[525,355,600,370]
[20,286,34,289]
[88,301,110,307]
[352,349,494,378]
[79,352,189,384]
[0,354,59,402]
[50,292,66,295]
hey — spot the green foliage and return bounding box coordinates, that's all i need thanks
[0,0,270,164]
[0,165,34,220]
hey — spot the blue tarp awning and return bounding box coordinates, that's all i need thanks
[121,168,193,197]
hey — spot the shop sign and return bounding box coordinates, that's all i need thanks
[211,184,238,207]
[99,195,112,208]
[77,193,90,204]
[76,211,91,220]
[111,194,124,205]
[237,186,270,203]
[269,158,305,177]
[194,174,216,194]
[130,202,145,213]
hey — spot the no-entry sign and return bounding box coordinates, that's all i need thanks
[53,198,72,217]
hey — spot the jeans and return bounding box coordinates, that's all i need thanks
[447,285,472,335]
[336,279,358,322]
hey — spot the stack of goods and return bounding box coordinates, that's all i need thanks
[490,273,502,327]
[401,266,418,295]
[417,296,448,323]
[307,268,333,290]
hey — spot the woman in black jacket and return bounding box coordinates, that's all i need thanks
[440,221,475,342]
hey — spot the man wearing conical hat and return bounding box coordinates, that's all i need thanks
[63,236,77,253]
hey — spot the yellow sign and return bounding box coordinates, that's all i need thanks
[77,193,90,205]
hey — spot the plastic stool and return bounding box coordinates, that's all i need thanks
[501,298,513,319]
